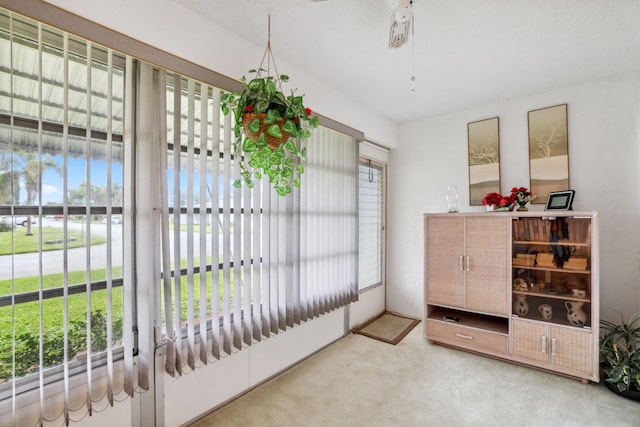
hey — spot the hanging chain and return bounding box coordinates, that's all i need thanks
[255,15,284,92]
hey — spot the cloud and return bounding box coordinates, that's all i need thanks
[42,184,60,195]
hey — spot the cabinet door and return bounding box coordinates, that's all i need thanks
[465,217,509,315]
[426,217,465,308]
[511,319,548,364]
[550,326,591,373]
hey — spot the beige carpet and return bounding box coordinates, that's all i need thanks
[189,322,640,427]
[352,312,420,345]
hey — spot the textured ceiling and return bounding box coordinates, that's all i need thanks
[174,0,640,124]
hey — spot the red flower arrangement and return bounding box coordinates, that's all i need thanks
[483,187,533,211]
[482,192,513,208]
[511,187,533,210]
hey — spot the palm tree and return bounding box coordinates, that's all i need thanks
[17,152,62,235]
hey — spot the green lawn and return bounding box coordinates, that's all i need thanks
[0,263,232,380]
[0,220,237,380]
[0,226,106,255]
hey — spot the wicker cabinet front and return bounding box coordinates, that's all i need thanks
[425,215,509,315]
[424,211,599,384]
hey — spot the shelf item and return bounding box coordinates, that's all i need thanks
[424,211,599,384]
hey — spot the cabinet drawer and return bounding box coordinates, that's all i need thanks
[427,319,508,355]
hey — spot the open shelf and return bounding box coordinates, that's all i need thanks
[427,306,508,335]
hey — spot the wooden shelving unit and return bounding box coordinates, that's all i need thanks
[424,211,599,383]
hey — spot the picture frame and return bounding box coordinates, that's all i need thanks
[544,190,575,211]
[468,117,501,205]
[528,104,569,203]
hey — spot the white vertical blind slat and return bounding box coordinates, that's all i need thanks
[251,174,262,340]
[199,83,209,363]
[172,73,184,374]
[210,88,221,360]
[186,79,196,369]
[84,41,94,413]
[222,112,232,355]
[261,179,272,337]
[105,47,115,405]
[62,31,71,424]
[242,168,252,345]
[159,69,176,376]
[233,154,242,350]
[37,19,45,422]
[123,55,136,397]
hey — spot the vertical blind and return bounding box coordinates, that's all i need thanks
[160,72,358,374]
[0,10,133,426]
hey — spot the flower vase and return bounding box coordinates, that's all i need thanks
[446,185,459,213]
[516,202,528,211]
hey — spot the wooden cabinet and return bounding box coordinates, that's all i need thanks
[511,318,592,376]
[425,216,509,315]
[424,211,599,383]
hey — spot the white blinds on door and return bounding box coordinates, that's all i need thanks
[358,160,384,290]
[160,74,358,375]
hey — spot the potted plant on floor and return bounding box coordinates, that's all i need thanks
[600,314,640,400]
[221,69,319,196]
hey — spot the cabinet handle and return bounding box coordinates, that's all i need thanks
[541,335,547,354]
[455,333,473,340]
[459,255,464,271]
[551,338,556,356]
[466,256,470,271]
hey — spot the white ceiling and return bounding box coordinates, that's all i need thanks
[174,0,640,124]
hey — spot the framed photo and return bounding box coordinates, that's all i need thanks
[468,117,500,205]
[528,104,569,203]
[544,190,575,211]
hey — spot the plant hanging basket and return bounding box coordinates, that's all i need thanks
[242,112,290,150]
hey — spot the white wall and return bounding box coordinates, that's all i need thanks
[386,73,640,321]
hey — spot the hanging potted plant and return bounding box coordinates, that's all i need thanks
[221,68,319,196]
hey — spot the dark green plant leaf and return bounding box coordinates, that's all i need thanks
[234,179,243,188]
[264,109,276,124]
[293,178,301,187]
[295,165,304,174]
[267,124,283,139]
[248,118,261,134]
[300,128,312,139]
[248,78,265,91]
[265,78,276,92]
[243,138,257,152]
[283,119,296,133]
[284,141,297,154]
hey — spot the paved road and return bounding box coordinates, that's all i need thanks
[0,218,123,281]
[0,218,231,281]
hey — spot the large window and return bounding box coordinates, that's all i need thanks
[1,4,363,425]
[160,71,359,373]
[0,9,127,411]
